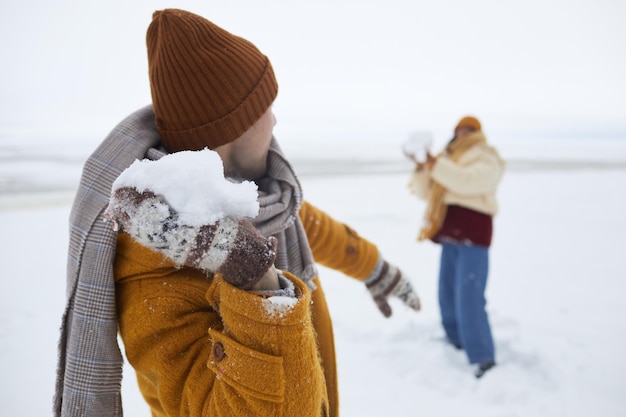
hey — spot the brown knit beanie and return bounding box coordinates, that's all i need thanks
[455,116,482,133]
[147,9,278,152]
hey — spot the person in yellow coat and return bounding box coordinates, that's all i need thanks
[407,116,505,378]
[54,8,421,417]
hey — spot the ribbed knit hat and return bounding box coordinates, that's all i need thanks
[147,9,279,152]
[455,116,482,133]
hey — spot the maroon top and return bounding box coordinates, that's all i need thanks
[431,205,493,248]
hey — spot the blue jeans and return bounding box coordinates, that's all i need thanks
[438,242,495,364]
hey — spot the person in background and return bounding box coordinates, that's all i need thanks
[54,9,421,417]
[406,116,504,378]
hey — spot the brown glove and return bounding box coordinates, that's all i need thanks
[105,186,277,290]
[365,260,421,318]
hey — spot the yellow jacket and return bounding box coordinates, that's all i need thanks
[115,200,380,417]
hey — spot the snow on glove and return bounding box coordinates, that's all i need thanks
[365,259,421,318]
[105,186,277,290]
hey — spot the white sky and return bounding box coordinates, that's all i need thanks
[1,0,625,143]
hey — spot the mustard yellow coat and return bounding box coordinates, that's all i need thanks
[115,201,380,417]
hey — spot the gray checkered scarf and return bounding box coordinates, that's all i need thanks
[54,105,316,416]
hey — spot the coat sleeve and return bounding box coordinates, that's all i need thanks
[299,200,380,281]
[115,233,327,417]
[407,169,432,200]
[431,148,504,196]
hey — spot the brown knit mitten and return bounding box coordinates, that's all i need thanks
[105,186,277,290]
[365,259,421,318]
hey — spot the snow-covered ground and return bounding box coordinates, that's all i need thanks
[1,138,626,416]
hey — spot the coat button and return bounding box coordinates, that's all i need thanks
[212,342,226,361]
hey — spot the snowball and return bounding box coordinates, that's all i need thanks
[403,131,434,163]
[111,149,259,226]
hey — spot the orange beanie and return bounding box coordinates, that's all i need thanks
[455,116,482,132]
[147,9,278,152]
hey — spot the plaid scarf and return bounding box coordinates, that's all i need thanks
[418,131,487,241]
[54,105,315,416]
[256,143,318,286]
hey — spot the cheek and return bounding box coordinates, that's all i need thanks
[259,127,273,153]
